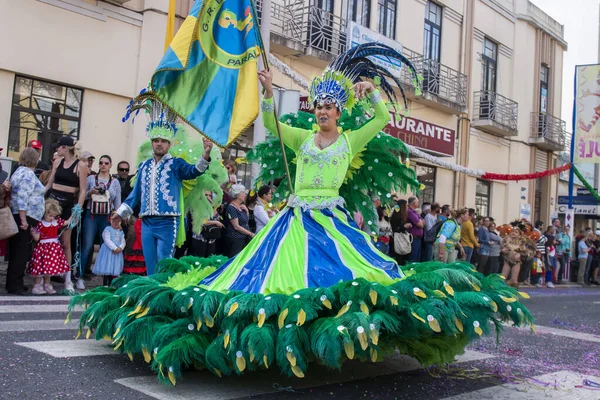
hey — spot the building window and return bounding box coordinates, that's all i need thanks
[475,179,491,217]
[482,38,497,93]
[423,1,442,62]
[540,64,549,113]
[416,164,436,204]
[342,0,371,28]
[9,76,83,165]
[377,0,396,39]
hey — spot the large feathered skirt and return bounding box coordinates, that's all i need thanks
[201,206,403,294]
[67,207,533,386]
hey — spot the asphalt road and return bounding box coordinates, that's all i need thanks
[0,287,598,400]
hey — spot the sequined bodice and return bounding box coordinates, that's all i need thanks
[288,133,350,210]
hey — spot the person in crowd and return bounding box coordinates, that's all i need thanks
[460,208,478,263]
[487,222,502,275]
[81,151,96,176]
[45,136,89,292]
[438,204,451,222]
[478,216,492,274]
[115,161,134,203]
[555,223,571,284]
[377,206,392,254]
[253,185,274,234]
[531,250,545,287]
[434,208,468,263]
[92,212,125,286]
[583,230,597,285]
[190,191,224,258]
[577,230,591,285]
[79,155,121,289]
[122,213,146,275]
[223,184,254,257]
[6,148,46,295]
[589,231,600,286]
[406,196,424,262]
[26,199,72,295]
[420,202,431,220]
[501,225,534,288]
[353,210,364,230]
[10,140,49,177]
[0,154,11,259]
[422,202,440,262]
[534,220,547,257]
[389,200,412,265]
[544,226,557,288]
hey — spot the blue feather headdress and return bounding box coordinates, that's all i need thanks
[309,42,422,113]
[123,89,178,142]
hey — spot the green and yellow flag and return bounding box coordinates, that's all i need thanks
[150,0,261,147]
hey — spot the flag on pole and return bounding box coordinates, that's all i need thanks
[149,0,261,147]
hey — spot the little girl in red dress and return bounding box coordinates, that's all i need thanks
[27,199,71,295]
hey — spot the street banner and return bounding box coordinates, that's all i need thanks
[574,64,600,163]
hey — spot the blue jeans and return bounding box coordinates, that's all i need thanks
[410,237,422,263]
[463,246,474,263]
[80,212,110,278]
[422,242,433,262]
[141,217,179,275]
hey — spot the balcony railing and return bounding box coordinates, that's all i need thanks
[472,90,518,135]
[529,112,566,151]
[256,0,467,110]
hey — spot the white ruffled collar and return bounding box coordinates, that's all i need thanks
[40,219,59,227]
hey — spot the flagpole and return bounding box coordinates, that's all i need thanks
[251,0,295,195]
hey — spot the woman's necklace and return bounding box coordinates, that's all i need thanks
[316,132,339,150]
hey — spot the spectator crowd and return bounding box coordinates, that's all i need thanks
[0,138,599,295]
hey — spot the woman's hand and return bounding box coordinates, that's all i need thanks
[351,81,375,99]
[239,204,249,213]
[20,219,28,230]
[202,138,213,160]
[1,181,11,192]
[404,223,412,229]
[258,70,274,98]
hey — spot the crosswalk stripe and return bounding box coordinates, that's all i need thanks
[0,304,78,313]
[0,296,71,302]
[440,370,600,399]
[114,350,494,400]
[515,325,600,344]
[16,339,115,357]
[0,319,79,332]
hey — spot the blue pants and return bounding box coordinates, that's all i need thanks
[463,246,474,263]
[141,217,179,275]
[80,212,110,278]
[410,237,422,263]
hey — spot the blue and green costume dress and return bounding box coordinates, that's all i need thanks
[201,91,402,294]
[68,90,533,386]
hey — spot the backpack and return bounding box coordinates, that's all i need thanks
[90,176,112,215]
[424,220,445,243]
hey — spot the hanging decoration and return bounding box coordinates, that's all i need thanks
[480,163,572,181]
[267,53,574,183]
[573,165,600,203]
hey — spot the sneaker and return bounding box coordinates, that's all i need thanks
[522,281,532,286]
[44,284,57,295]
[535,283,541,288]
[64,281,74,294]
[546,281,555,288]
[75,279,86,290]
[31,284,46,295]
[591,281,600,286]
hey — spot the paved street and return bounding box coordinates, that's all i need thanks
[0,287,598,399]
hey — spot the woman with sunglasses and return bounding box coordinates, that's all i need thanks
[79,155,121,289]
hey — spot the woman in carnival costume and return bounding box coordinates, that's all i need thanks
[69,43,533,385]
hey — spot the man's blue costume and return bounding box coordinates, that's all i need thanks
[116,154,209,274]
[116,103,211,275]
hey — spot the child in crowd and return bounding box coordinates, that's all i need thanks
[27,199,71,295]
[532,250,545,287]
[92,211,125,286]
[123,215,146,275]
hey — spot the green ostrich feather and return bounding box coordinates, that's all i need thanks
[276,323,310,378]
[163,267,216,291]
[153,333,212,385]
[240,323,277,370]
[120,315,174,358]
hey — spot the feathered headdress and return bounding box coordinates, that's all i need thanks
[123,89,178,142]
[308,42,422,113]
